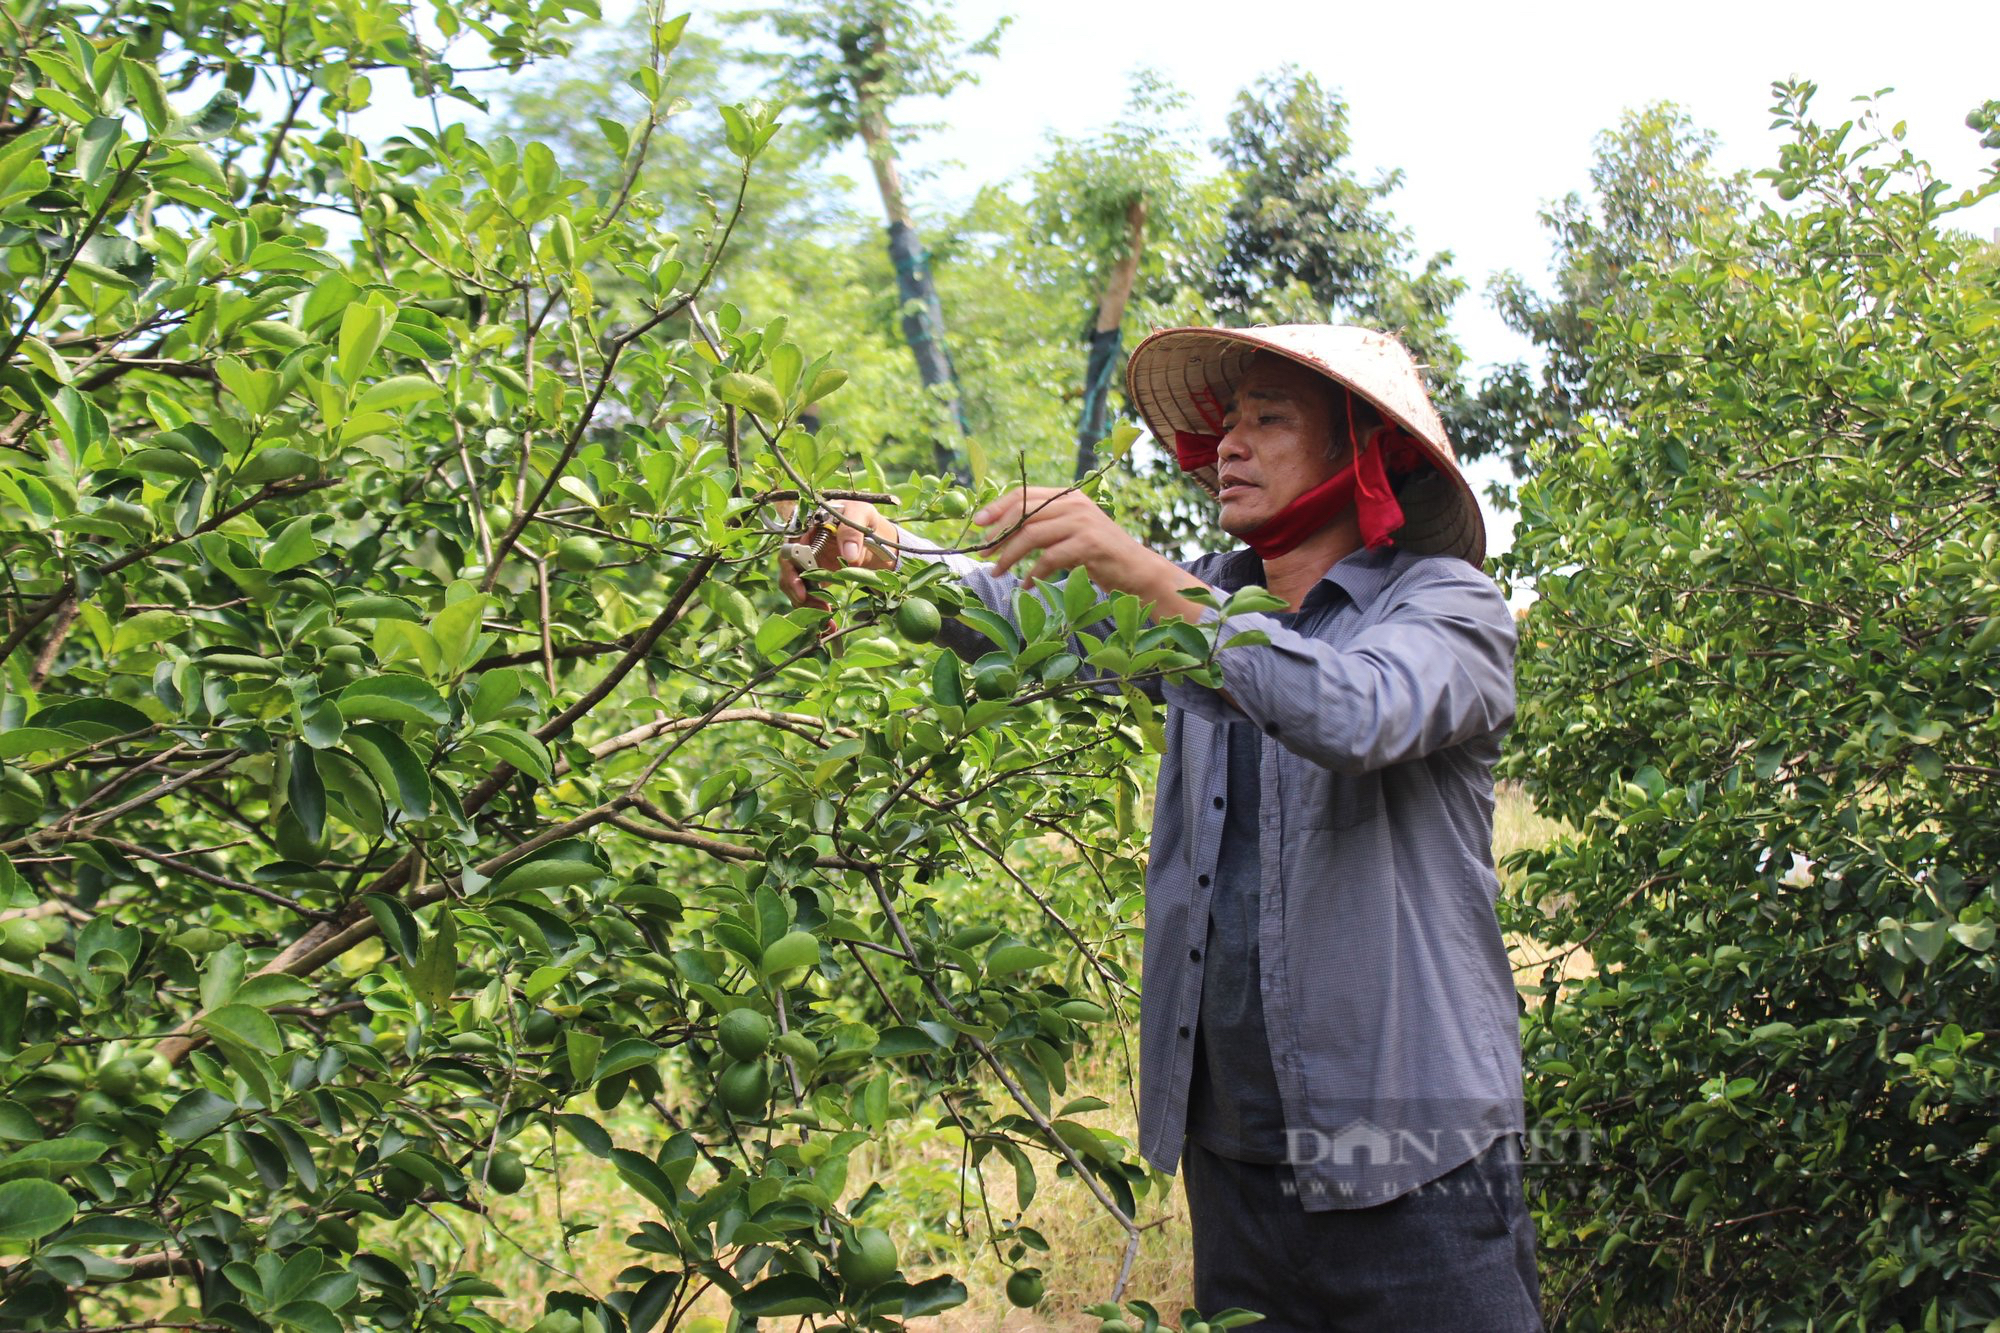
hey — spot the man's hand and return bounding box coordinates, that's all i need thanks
[975,487,1215,624]
[775,499,897,609]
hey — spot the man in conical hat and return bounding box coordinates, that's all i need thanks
[782,325,1539,1331]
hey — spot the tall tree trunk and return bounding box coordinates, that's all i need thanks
[1073,195,1148,479]
[857,109,969,481]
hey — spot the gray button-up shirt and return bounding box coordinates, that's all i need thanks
[900,532,1523,1211]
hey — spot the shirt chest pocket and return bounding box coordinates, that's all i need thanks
[1286,759,1382,831]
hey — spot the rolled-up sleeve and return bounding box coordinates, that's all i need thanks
[1166,565,1516,773]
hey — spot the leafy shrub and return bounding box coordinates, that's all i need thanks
[0,3,1250,1329]
[1503,83,2000,1330]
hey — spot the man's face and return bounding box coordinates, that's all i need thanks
[1213,356,1347,537]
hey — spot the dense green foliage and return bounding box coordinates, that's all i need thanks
[1502,84,2000,1330]
[0,2,1284,1329]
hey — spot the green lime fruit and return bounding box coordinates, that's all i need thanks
[836,1225,898,1290]
[934,491,971,520]
[74,1091,119,1123]
[717,1008,774,1061]
[1005,1270,1045,1308]
[522,1009,560,1045]
[556,534,604,571]
[97,1058,141,1098]
[0,918,44,963]
[486,1151,527,1194]
[717,1060,770,1118]
[894,597,941,643]
[973,666,1019,700]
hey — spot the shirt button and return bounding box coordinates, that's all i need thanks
[1189,947,1202,962]
[1178,1025,1191,1039]
[1197,874,1211,887]
[1212,796,1225,809]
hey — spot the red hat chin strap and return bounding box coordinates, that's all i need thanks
[1238,430,1405,559]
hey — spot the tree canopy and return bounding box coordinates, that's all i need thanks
[0,1,1271,1329]
[1501,82,2000,1331]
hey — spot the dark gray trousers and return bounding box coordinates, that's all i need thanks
[1182,1134,1543,1332]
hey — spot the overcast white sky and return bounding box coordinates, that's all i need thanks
[835,0,2000,372]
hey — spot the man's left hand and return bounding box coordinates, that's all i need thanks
[975,487,1214,624]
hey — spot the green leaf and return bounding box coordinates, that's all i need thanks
[484,856,602,897]
[759,930,818,978]
[427,593,488,677]
[124,58,171,132]
[76,116,122,185]
[343,723,433,820]
[110,608,187,653]
[301,698,344,749]
[467,668,521,724]
[336,302,389,386]
[356,375,442,413]
[336,676,449,726]
[363,894,422,965]
[287,742,325,843]
[163,1089,235,1142]
[199,1003,283,1057]
[460,727,552,784]
[593,1038,662,1083]
[986,943,1058,977]
[555,1113,611,1157]
[233,975,313,1009]
[174,88,240,140]
[566,1030,602,1086]
[900,1275,969,1318]
[0,1101,41,1141]
[754,613,805,658]
[0,1178,75,1242]
[261,515,322,572]
[411,907,457,1009]
[0,1136,109,1178]
[608,1147,679,1215]
[734,1273,835,1318]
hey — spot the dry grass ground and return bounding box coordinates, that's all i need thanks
[452,782,1576,1331]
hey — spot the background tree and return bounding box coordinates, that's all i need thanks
[1025,72,1214,480]
[0,4,1265,1330]
[1471,103,1751,487]
[1501,83,2000,1331]
[1206,67,1472,437]
[732,0,1008,479]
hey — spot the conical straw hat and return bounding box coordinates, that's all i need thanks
[1125,324,1486,567]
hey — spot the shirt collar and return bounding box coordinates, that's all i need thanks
[1210,543,1405,612]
